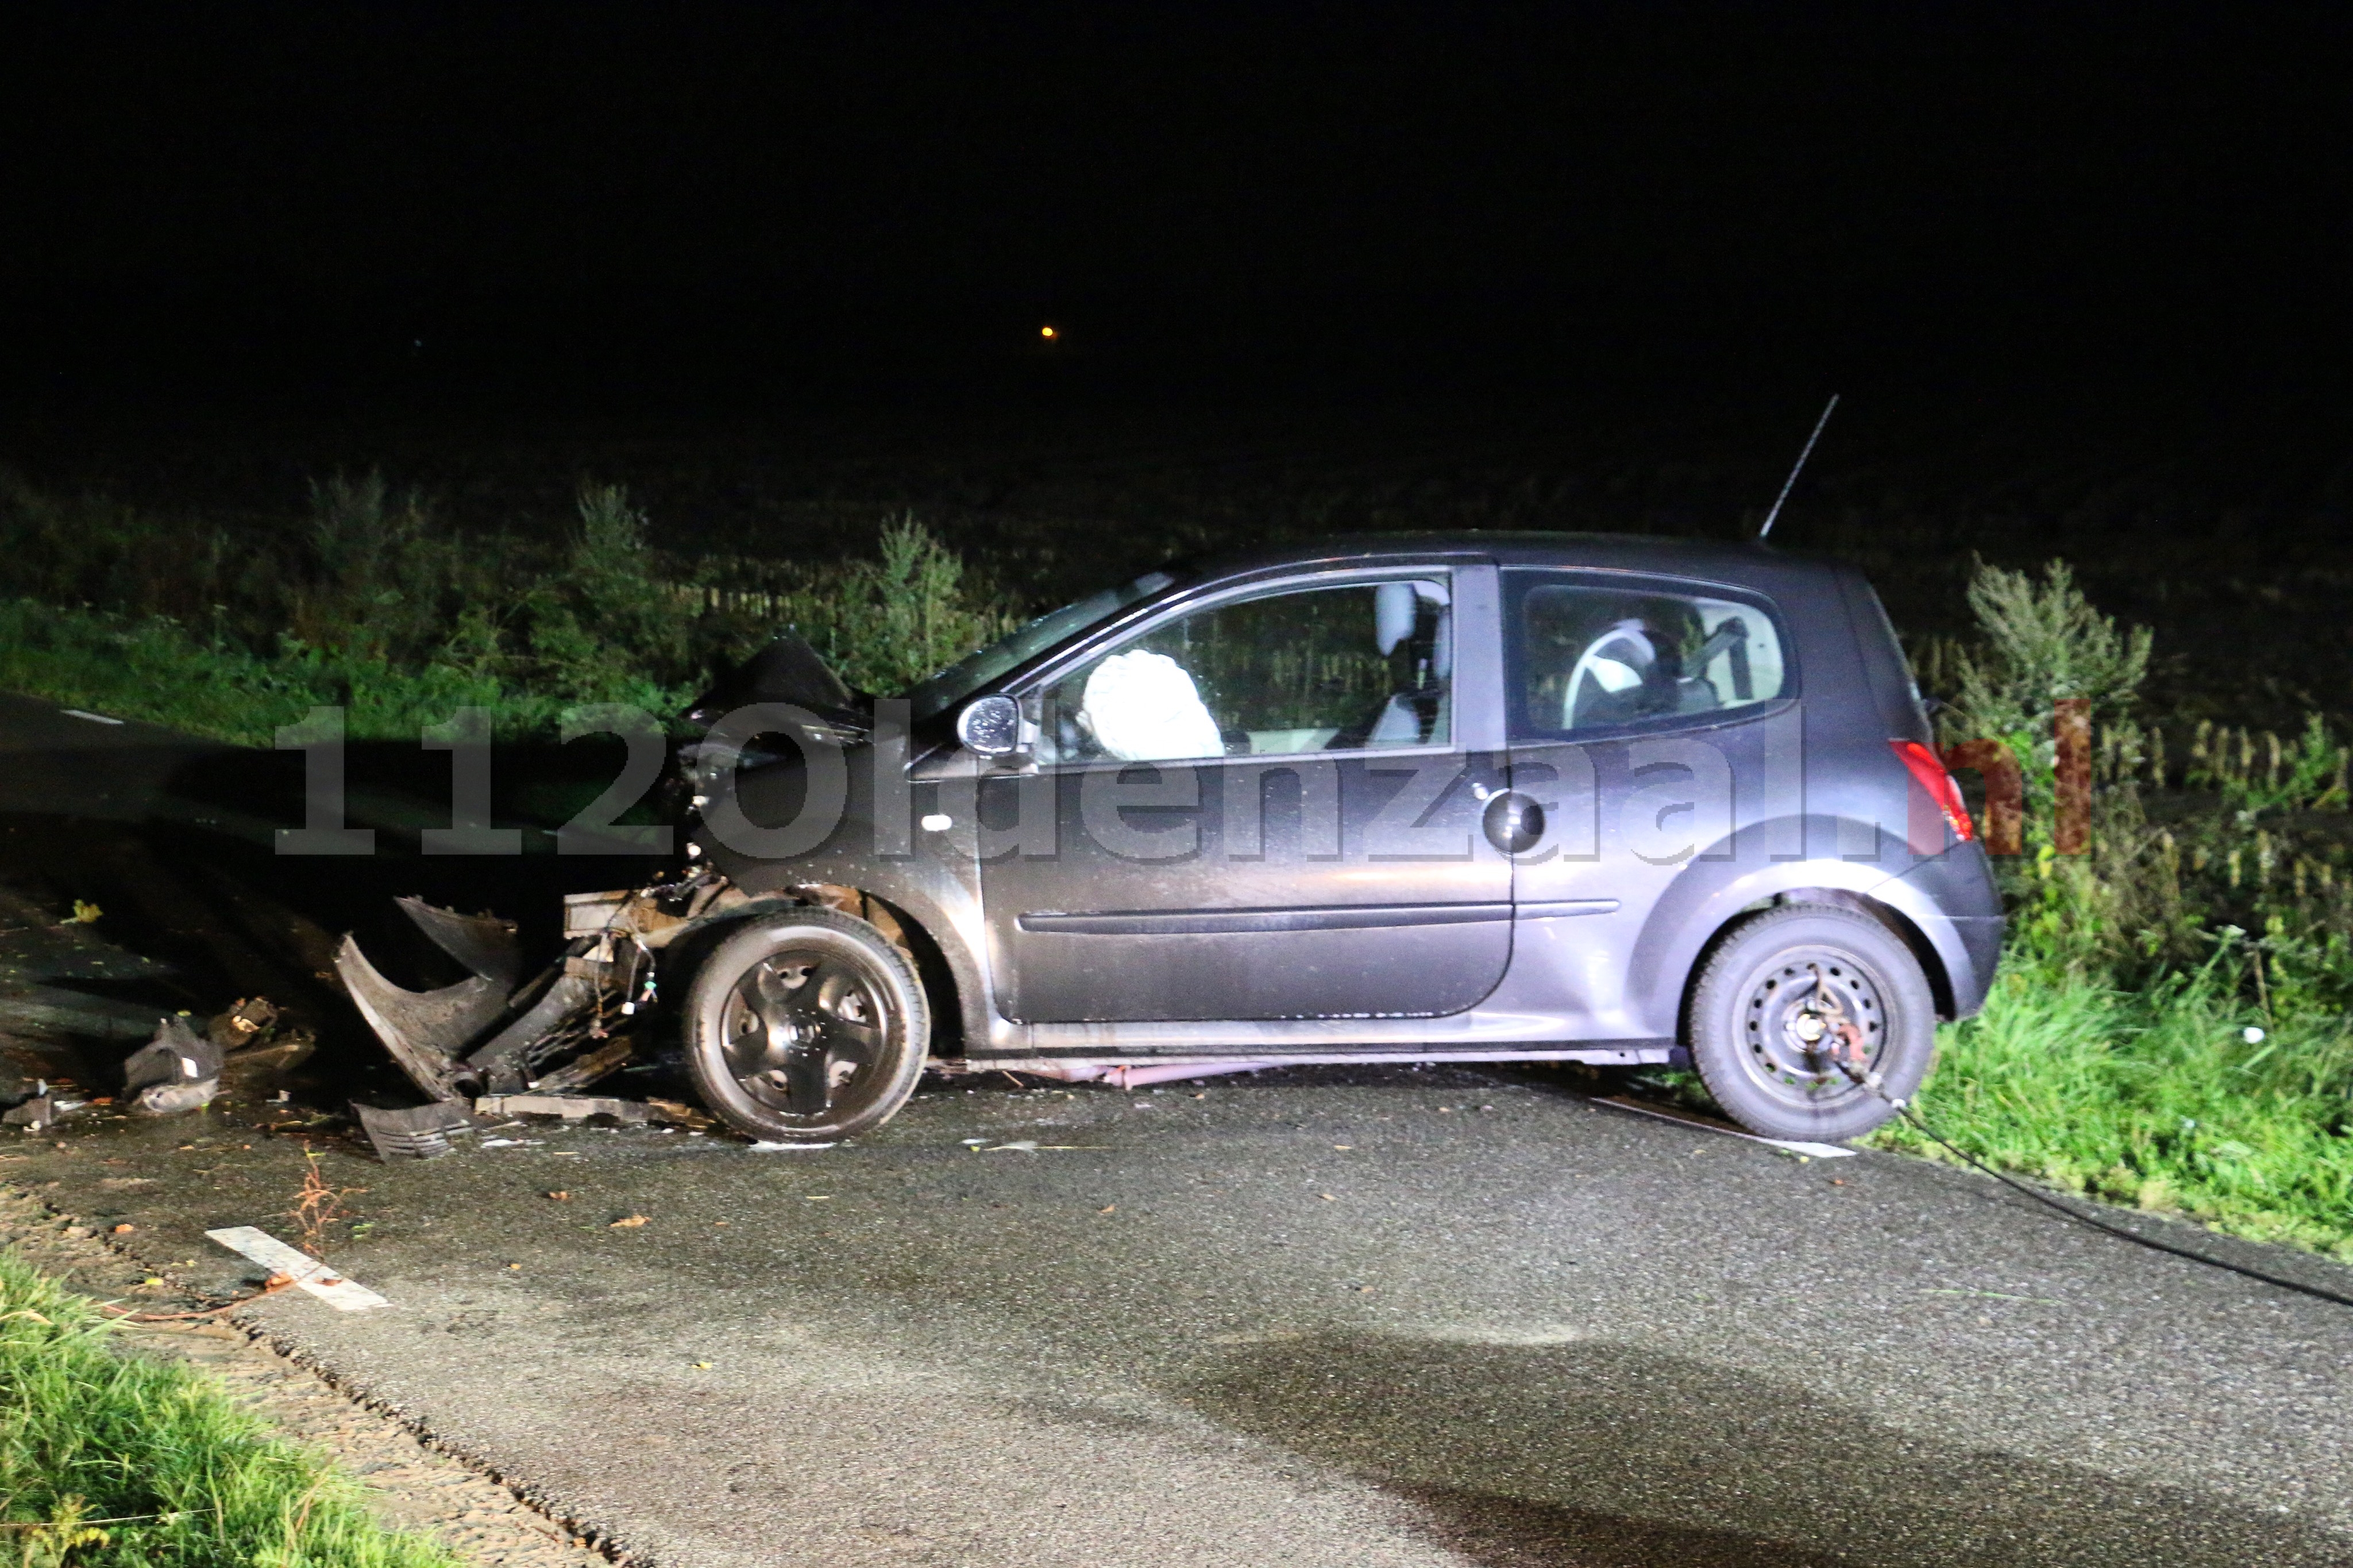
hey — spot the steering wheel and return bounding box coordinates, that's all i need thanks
[1563,621,1658,728]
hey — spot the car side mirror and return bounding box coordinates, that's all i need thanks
[955,694,1024,758]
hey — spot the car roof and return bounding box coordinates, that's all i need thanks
[1188,530,1839,589]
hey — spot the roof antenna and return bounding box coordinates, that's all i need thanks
[1756,394,1839,540]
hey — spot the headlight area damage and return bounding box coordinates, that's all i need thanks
[338,886,676,1102]
[334,879,747,1156]
[330,634,875,1159]
[344,870,903,1152]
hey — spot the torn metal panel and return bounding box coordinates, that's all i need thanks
[530,1037,634,1095]
[341,876,746,1110]
[684,631,857,723]
[463,972,599,1094]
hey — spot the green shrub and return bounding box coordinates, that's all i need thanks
[0,473,1013,744]
[765,515,1018,694]
[1892,556,2353,1251]
[1946,558,2152,741]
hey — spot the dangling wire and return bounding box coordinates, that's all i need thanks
[1834,1063,2353,1310]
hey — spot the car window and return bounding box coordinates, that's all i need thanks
[906,569,1180,720]
[1035,578,1453,763]
[1509,577,1788,740]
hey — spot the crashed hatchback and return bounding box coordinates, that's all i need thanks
[342,534,2003,1148]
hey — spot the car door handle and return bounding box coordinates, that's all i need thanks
[1482,791,1545,855]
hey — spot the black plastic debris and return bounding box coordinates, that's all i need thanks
[123,1016,226,1116]
[353,1100,479,1161]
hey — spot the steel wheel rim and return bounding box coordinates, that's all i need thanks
[719,943,898,1123]
[1735,945,1889,1113]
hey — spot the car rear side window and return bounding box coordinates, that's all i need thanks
[1509,576,1790,740]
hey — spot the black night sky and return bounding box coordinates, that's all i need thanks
[6,4,2350,418]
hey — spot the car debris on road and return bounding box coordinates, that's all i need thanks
[337,885,725,1106]
[352,1100,480,1161]
[2,1090,60,1130]
[122,1015,225,1115]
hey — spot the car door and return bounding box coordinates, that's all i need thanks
[1502,570,1801,1039]
[976,564,1514,1023]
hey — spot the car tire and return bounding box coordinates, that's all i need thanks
[1685,903,1936,1144]
[682,906,930,1144]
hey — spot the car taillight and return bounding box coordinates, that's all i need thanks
[1890,739,1975,845]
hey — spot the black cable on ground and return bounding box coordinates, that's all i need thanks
[1881,1091,2353,1311]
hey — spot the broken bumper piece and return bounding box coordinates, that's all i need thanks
[335,875,733,1107]
[353,1099,480,1161]
[122,1015,227,1115]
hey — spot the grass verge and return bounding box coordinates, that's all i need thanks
[0,472,1015,749]
[0,598,527,748]
[0,1249,461,1567]
[1870,956,2353,1258]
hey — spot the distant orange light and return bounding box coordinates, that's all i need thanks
[1040,325,1058,339]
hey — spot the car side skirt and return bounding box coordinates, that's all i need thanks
[960,1040,1673,1067]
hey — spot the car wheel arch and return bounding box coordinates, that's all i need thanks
[1676,886,1957,1037]
[1635,865,1964,1040]
[788,883,971,1057]
[695,877,979,1059]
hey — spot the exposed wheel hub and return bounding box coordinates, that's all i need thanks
[1739,949,1887,1111]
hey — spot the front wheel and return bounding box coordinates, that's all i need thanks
[1685,903,1937,1143]
[683,907,929,1143]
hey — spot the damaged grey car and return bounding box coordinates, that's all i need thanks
[338,534,2003,1148]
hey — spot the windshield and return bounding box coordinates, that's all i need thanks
[905,569,1180,721]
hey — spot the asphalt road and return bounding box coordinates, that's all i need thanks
[11,1063,2353,1568]
[1,689,2349,1566]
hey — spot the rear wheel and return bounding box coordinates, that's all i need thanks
[1685,903,1935,1142]
[683,907,929,1143]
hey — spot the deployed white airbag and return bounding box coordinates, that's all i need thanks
[1081,650,1225,762]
